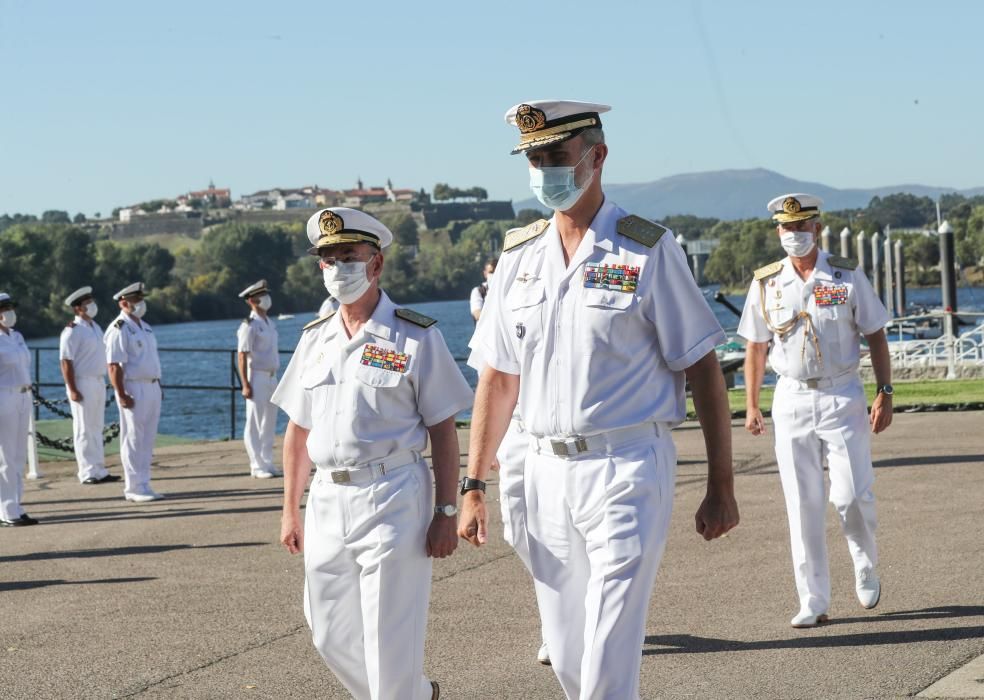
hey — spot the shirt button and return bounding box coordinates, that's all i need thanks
[334,441,340,447]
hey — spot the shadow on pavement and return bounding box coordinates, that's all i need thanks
[28,487,281,507]
[30,504,281,525]
[0,541,267,564]
[873,454,984,469]
[0,576,156,592]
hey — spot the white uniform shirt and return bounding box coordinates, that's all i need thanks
[737,250,890,380]
[0,328,31,388]
[104,313,162,380]
[272,291,473,468]
[474,199,725,437]
[318,296,340,318]
[59,317,106,378]
[236,312,280,372]
[469,283,489,316]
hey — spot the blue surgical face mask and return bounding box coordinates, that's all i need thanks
[529,147,596,212]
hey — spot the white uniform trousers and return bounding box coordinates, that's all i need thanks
[69,376,108,482]
[303,460,434,700]
[244,369,277,474]
[0,389,30,521]
[525,431,676,700]
[117,380,162,498]
[772,376,878,615]
[498,418,532,569]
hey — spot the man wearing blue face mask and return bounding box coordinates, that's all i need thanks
[738,194,893,629]
[460,100,739,699]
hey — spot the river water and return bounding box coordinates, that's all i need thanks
[28,285,984,440]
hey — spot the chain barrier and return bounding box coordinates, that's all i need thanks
[31,385,122,453]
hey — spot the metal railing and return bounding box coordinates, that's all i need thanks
[878,311,984,377]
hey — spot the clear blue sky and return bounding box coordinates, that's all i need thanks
[1,0,980,217]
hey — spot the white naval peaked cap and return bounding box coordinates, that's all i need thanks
[504,99,611,155]
[0,291,13,306]
[305,207,394,255]
[65,286,94,307]
[767,193,824,223]
[113,281,145,300]
[238,279,269,299]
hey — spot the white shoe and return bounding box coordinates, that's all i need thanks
[125,491,164,503]
[790,610,829,628]
[251,470,276,479]
[856,568,881,609]
[537,642,551,665]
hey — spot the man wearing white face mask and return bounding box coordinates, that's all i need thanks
[236,280,281,479]
[273,207,473,700]
[60,286,117,485]
[460,100,739,699]
[0,292,39,527]
[738,193,893,628]
[105,282,164,502]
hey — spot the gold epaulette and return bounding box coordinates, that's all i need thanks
[617,215,667,248]
[503,219,549,251]
[303,310,336,331]
[827,255,858,271]
[753,261,784,281]
[395,308,437,328]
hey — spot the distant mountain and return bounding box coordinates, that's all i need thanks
[513,168,984,221]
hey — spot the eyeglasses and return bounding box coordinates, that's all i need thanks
[319,252,376,269]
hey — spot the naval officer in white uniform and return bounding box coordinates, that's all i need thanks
[60,286,118,485]
[739,193,893,628]
[236,279,281,479]
[274,207,473,700]
[0,292,39,527]
[460,100,740,699]
[105,282,164,502]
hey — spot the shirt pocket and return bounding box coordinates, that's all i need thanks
[581,288,635,340]
[355,364,403,389]
[506,283,546,353]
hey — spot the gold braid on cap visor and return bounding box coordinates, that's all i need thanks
[518,117,599,144]
[758,281,824,369]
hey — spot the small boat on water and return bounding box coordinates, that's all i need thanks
[277,313,295,321]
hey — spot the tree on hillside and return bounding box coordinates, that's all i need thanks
[866,193,936,229]
[703,219,783,288]
[660,214,720,240]
[41,210,71,224]
[514,208,544,225]
[73,213,87,224]
[433,183,489,202]
[379,212,419,246]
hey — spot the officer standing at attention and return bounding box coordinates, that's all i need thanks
[60,286,118,485]
[236,279,281,479]
[738,193,892,628]
[0,292,38,527]
[460,100,740,699]
[469,257,497,322]
[105,282,164,503]
[273,207,473,700]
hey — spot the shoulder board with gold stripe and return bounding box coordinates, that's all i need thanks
[114,318,125,329]
[395,308,437,328]
[617,215,667,248]
[503,219,549,252]
[753,261,784,281]
[303,310,336,331]
[827,255,858,271]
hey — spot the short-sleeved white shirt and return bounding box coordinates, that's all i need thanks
[737,250,890,380]
[272,290,474,468]
[104,313,162,381]
[236,311,280,372]
[469,284,488,315]
[473,199,725,437]
[0,328,31,388]
[59,317,106,378]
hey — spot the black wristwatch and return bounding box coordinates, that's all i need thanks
[459,477,486,495]
[877,384,894,396]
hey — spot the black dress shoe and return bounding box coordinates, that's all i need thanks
[82,477,100,484]
[1,514,38,527]
[100,474,121,483]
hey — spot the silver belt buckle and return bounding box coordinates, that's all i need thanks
[549,436,588,456]
[330,470,351,484]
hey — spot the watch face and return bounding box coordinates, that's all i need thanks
[882,385,894,395]
[437,504,457,516]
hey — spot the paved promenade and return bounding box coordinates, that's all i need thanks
[1,412,982,699]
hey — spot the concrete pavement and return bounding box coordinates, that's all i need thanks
[1,412,982,699]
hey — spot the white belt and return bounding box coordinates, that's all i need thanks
[317,449,421,485]
[126,377,160,384]
[0,385,31,393]
[779,371,858,391]
[530,422,661,459]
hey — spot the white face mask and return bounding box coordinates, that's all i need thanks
[0,309,16,328]
[484,271,494,286]
[130,300,147,318]
[84,302,98,319]
[257,295,272,311]
[529,147,596,211]
[780,230,817,258]
[323,260,373,304]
